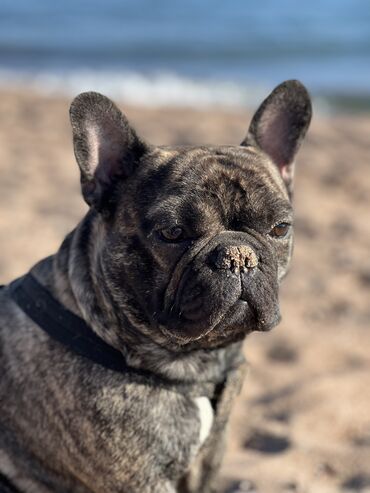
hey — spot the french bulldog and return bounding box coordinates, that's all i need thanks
[0,80,311,493]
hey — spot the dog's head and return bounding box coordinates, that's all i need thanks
[70,80,311,350]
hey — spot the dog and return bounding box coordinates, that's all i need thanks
[0,80,311,493]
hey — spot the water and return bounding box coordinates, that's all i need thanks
[0,0,369,111]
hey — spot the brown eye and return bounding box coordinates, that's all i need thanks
[270,222,291,238]
[160,226,185,242]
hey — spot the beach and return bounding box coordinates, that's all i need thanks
[0,88,369,493]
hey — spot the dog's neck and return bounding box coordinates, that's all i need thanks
[30,211,244,384]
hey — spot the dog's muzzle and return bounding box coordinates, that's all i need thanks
[159,232,280,343]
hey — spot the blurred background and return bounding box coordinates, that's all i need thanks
[0,0,370,112]
[0,1,369,492]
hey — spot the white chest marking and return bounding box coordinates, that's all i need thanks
[194,396,214,446]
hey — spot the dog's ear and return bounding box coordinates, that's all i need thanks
[70,92,148,209]
[242,80,312,195]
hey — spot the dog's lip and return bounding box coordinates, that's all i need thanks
[159,285,280,345]
[237,298,281,331]
[158,297,234,344]
[158,322,215,344]
[158,297,254,345]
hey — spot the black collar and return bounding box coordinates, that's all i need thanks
[7,273,224,397]
[0,471,21,493]
[9,273,139,375]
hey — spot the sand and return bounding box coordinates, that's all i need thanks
[0,89,369,493]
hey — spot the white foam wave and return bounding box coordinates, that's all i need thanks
[0,68,269,108]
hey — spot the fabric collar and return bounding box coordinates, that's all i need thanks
[0,472,21,493]
[7,273,223,397]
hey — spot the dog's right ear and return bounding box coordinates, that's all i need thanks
[70,92,148,210]
[241,80,312,197]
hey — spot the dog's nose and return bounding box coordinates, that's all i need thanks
[211,245,258,273]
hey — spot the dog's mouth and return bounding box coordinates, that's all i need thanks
[158,265,280,347]
[159,296,280,347]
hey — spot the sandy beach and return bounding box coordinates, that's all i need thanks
[0,88,369,493]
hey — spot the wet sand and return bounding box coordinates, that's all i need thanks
[0,89,369,493]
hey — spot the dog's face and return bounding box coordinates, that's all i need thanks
[70,81,311,350]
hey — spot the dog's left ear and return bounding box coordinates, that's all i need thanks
[242,80,312,195]
[70,92,148,210]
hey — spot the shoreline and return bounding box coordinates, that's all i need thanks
[1,73,370,115]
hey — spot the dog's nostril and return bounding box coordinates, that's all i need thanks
[212,245,258,273]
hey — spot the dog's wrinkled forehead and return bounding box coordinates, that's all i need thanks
[136,145,292,233]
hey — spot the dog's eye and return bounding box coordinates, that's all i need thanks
[270,222,291,238]
[159,226,185,242]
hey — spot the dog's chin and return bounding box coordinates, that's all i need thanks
[158,297,281,349]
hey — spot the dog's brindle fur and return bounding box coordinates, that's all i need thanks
[0,81,311,493]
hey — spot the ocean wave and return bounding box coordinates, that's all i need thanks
[0,68,368,114]
[0,68,270,109]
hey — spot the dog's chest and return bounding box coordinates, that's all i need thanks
[87,382,216,477]
[193,396,214,446]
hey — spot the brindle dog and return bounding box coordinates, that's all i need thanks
[0,80,311,493]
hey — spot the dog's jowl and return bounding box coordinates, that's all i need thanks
[0,80,311,493]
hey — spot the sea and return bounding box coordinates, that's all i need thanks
[0,0,369,113]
